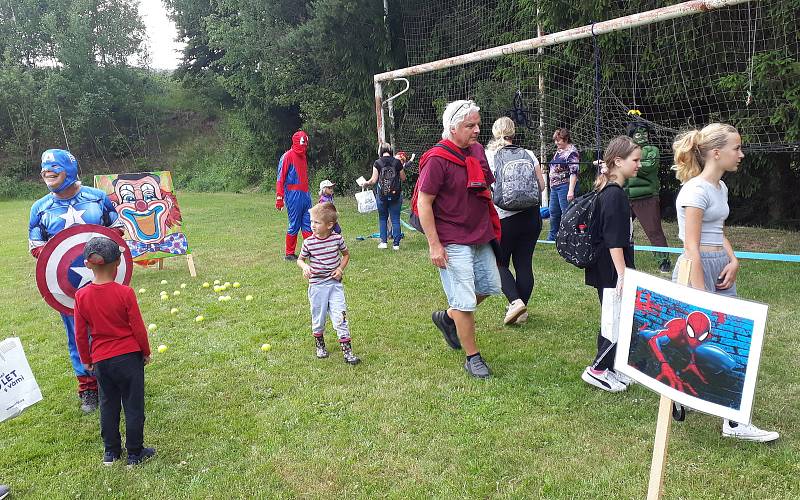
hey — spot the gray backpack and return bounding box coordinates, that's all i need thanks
[492,145,540,210]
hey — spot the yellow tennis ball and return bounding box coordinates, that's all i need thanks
[138,288,146,294]
[173,290,181,296]
[180,283,187,289]
[147,323,157,332]
[170,307,179,315]
[232,282,241,288]
[202,282,210,288]
[160,295,169,301]
[160,290,168,295]
[261,343,271,352]
[213,280,220,285]
[160,279,168,285]
[245,295,253,301]
[157,344,168,353]
[195,315,204,322]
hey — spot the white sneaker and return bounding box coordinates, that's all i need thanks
[377,242,388,249]
[503,299,527,325]
[722,420,779,442]
[581,367,627,392]
[609,370,635,386]
[515,312,529,324]
[392,245,400,251]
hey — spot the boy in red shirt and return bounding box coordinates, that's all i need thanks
[74,236,155,466]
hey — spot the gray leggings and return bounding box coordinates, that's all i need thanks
[672,250,737,296]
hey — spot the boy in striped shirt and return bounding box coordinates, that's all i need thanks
[298,202,361,364]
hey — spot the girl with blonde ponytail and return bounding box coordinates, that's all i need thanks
[671,123,779,442]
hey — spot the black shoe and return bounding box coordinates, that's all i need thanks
[464,354,492,379]
[127,447,156,466]
[658,258,672,274]
[284,254,298,261]
[79,390,98,413]
[103,450,121,466]
[432,310,461,350]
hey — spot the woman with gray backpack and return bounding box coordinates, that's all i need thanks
[486,117,546,325]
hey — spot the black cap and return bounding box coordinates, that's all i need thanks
[83,236,122,265]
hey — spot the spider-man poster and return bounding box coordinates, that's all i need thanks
[93,171,189,262]
[615,269,768,424]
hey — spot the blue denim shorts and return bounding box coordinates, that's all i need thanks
[438,243,502,311]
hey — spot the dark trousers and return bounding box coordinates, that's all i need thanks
[630,196,669,260]
[592,287,616,371]
[94,351,146,455]
[497,207,542,304]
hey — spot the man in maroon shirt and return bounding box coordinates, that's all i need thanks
[416,100,502,379]
[75,237,155,466]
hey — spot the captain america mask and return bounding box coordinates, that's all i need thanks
[41,149,79,193]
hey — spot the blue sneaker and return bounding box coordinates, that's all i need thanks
[103,450,121,466]
[127,447,156,466]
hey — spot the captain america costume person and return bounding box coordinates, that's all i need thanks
[29,149,124,413]
[276,131,313,260]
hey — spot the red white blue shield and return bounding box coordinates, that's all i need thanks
[35,224,133,315]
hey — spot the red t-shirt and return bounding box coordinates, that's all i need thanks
[417,143,496,246]
[74,282,151,364]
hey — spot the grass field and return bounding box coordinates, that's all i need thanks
[2,192,798,499]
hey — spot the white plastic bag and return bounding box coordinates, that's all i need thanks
[1,337,43,422]
[600,288,622,342]
[355,187,377,213]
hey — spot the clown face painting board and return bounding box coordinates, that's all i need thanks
[614,269,768,424]
[93,171,189,262]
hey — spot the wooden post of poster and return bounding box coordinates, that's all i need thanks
[646,258,692,500]
[186,254,197,277]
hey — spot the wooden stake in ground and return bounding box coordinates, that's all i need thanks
[646,258,691,500]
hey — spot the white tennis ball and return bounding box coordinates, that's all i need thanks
[160,295,169,301]
[180,283,187,289]
[245,295,253,301]
[173,290,181,296]
[138,288,146,294]
[160,279,168,285]
[170,307,179,315]
[148,323,157,332]
[213,280,220,285]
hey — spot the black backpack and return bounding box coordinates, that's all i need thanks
[492,145,540,210]
[376,157,401,199]
[555,184,614,268]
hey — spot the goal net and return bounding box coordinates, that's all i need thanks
[379,0,798,172]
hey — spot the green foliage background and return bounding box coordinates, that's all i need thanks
[1,0,798,227]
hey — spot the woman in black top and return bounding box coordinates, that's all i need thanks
[364,143,407,249]
[581,136,641,393]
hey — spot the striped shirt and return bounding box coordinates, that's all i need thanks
[299,233,347,284]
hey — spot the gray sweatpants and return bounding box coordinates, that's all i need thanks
[672,250,737,296]
[308,280,351,342]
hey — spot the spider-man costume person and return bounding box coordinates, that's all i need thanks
[29,149,123,413]
[644,311,715,397]
[276,131,312,260]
